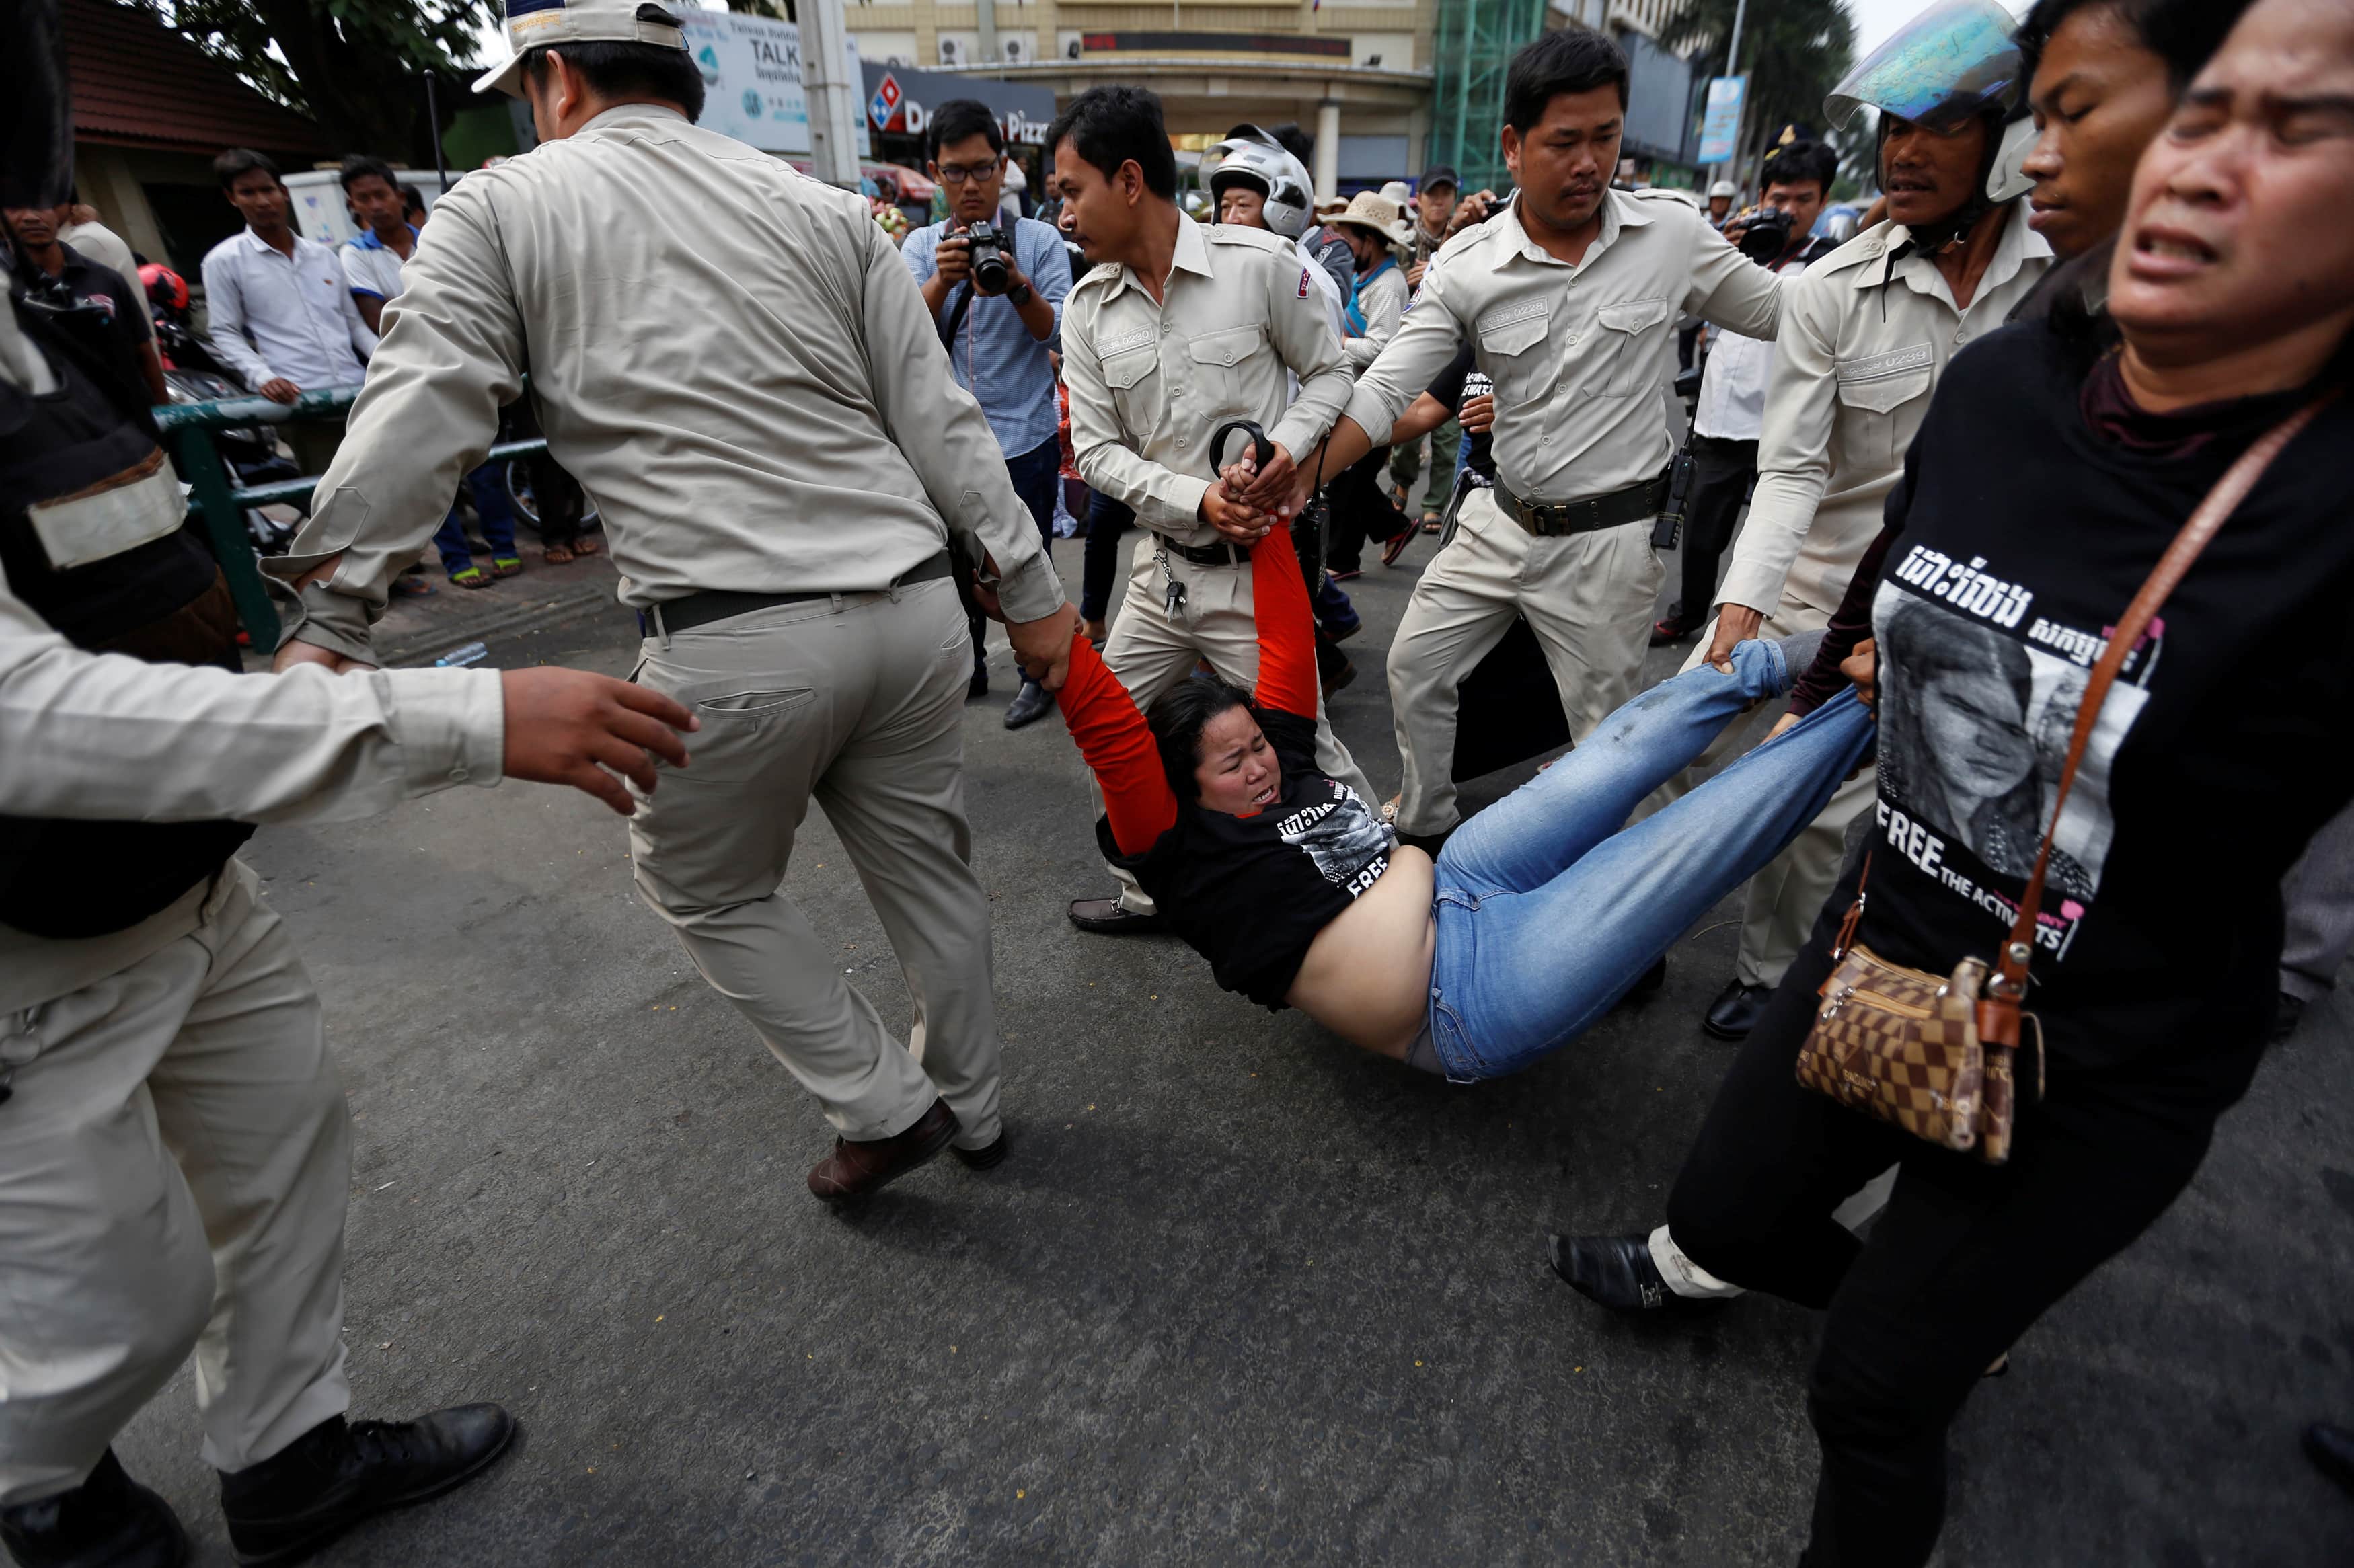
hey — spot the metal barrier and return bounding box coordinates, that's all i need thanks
[152,385,547,647]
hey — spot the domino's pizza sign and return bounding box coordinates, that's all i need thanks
[870,73,903,133]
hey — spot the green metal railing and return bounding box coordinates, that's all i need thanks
[153,385,546,647]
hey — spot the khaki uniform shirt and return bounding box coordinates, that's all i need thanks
[1061,214,1352,549]
[0,565,502,1014]
[1346,189,1783,505]
[272,104,1061,663]
[1716,203,2052,619]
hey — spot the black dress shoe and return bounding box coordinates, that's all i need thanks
[219,1406,516,1567]
[1003,680,1054,730]
[1067,898,1165,935]
[2306,1423,2354,1497]
[954,1130,1010,1171]
[1702,978,1775,1041]
[1548,1233,1686,1313]
[1,1450,188,1568]
[1610,956,1668,1011]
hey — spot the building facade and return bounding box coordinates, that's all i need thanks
[845,0,1440,196]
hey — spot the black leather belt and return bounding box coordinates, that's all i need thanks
[1164,538,1247,567]
[638,551,952,637]
[1494,468,1674,537]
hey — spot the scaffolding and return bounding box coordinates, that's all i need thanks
[1429,0,1551,194]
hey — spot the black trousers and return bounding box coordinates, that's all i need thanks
[1665,878,2267,1568]
[1324,449,1406,573]
[1669,434,1757,629]
[1079,492,1133,623]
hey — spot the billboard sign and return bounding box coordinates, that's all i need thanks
[1698,75,1747,165]
[677,11,869,159]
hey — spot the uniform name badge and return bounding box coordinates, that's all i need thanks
[26,449,187,572]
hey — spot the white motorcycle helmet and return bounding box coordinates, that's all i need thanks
[1204,132,1316,241]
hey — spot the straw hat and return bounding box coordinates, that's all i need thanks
[1328,190,1414,255]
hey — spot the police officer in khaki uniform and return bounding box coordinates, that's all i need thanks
[0,22,696,1553]
[270,0,1077,1200]
[1672,21,2052,1042]
[1288,29,1782,846]
[1049,85,1367,933]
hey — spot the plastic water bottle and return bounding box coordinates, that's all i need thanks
[435,641,489,668]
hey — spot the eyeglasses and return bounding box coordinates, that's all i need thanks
[935,161,1001,186]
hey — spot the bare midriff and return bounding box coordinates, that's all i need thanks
[1285,845,1437,1058]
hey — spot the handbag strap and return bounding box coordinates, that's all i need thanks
[1986,391,2337,1010]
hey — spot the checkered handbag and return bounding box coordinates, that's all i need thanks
[1793,397,2330,1164]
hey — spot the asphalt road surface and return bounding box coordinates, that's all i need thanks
[121,535,2354,1566]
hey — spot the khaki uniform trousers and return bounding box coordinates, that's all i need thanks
[1386,487,1664,838]
[1096,534,1377,916]
[1646,599,1875,990]
[0,862,352,1505]
[628,578,1001,1149]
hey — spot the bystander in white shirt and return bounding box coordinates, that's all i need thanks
[200,227,376,393]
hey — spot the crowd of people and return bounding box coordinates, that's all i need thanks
[3,0,2351,1563]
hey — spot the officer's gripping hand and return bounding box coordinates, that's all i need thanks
[1840,637,1879,714]
[1005,603,1082,692]
[1459,393,1496,435]
[500,668,699,816]
[1235,442,1298,516]
[1706,604,1766,673]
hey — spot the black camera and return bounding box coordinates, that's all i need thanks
[964,221,1013,295]
[1737,205,1794,262]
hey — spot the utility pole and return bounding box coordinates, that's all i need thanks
[1716,0,1749,188]
[800,0,861,188]
[977,0,1000,75]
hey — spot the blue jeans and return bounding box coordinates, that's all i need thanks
[433,461,519,578]
[1426,641,1875,1081]
[1005,434,1060,555]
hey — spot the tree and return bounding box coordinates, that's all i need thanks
[1661,0,1856,186]
[130,0,490,160]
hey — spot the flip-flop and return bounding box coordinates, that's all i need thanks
[490,555,525,578]
[449,566,492,590]
[543,544,576,565]
[572,535,603,557]
[390,574,434,599]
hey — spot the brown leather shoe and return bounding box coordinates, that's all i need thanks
[806,1099,959,1203]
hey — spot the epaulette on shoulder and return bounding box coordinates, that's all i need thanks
[1203,223,1290,255]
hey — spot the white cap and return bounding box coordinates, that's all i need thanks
[473,0,688,98]
[1708,180,1737,199]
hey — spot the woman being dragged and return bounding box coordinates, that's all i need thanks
[1014,467,1874,1081]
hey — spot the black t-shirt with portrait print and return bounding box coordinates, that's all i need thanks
[1425,342,1497,485]
[1098,707,1393,1011]
[1856,323,2354,1076]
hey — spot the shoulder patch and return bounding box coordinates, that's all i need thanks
[1072,260,1124,293]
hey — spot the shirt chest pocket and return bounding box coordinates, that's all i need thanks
[1835,344,1934,471]
[1476,309,1552,409]
[1591,296,1669,399]
[1184,324,1265,419]
[1099,344,1164,440]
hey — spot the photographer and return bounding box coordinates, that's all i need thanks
[1650,140,1839,645]
[907,100,1074,728]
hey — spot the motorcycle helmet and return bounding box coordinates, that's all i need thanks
[1203,128,1316,241]
[139,261,188,315]
[1825,0,2033,245]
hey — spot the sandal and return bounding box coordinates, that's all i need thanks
[543,543,576,565]
[490,555,525,578]
[449,566,492,590]
[1421,512,1443,534]
[390,574,434,599]
[572,535,603,557]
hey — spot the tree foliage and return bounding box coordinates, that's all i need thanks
[1661,0,1857,182]
[129,0,491,160]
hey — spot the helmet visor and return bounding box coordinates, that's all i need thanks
[1824,0,2023,134]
